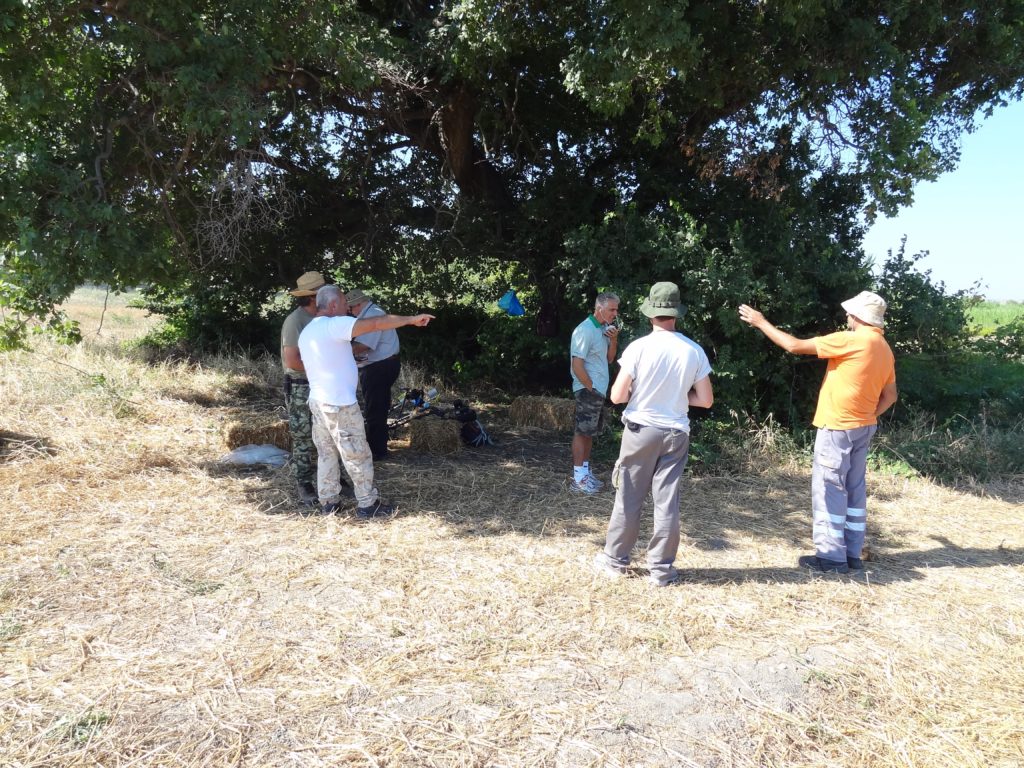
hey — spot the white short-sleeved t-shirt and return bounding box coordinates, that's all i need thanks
[297,315,360,406]
[618,330,712,432]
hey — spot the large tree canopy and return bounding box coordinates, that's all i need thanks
[2,0,1023,358]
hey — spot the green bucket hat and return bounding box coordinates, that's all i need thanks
[640,281,686,318]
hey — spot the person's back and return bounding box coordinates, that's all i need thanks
[738,290,898,574]
[813,325,895,430]
[621,330,709,432]
[298,315,359,407]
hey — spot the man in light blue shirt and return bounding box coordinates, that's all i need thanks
[569,292,620,493]
[347,289,401,461]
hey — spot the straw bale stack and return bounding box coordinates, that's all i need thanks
[224,417,291,450]
[509,396,575,432]
[409,417,462,454]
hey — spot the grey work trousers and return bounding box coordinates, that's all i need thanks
[599,420,691,585]
[811,425,876,562]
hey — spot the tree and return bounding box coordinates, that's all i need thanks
[2,0,1023,354]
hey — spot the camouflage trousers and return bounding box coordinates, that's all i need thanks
[285,382,317,485]
[308,399,379,508]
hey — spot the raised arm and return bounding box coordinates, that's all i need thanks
[738,305,817,355]
[605,325,619,362]
[352,313,435,335]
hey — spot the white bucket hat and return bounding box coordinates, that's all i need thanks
[841,291,887,328]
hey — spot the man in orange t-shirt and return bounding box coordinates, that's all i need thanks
[739,292,898,574]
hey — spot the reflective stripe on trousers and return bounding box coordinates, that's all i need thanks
[811,425,876,562]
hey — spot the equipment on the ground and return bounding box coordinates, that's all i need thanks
[387,388,494,447]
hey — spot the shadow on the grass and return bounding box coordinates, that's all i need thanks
[192,421,1024,583]
[0,430,58,462]
[613,538,1024,586]
[679,543,1023,585]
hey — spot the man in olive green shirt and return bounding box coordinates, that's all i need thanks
[280,271,326,507]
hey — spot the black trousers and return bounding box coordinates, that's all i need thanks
[359,356,401,459]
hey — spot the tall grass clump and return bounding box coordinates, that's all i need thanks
[873,412,1024,484]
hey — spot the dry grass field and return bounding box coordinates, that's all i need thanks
[1,293,1022,767]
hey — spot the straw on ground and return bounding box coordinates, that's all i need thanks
[1,294,1022,767]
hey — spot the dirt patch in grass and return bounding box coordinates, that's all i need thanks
[2,332,1022,767]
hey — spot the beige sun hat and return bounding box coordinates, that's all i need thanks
[841,291,887,327]
[640,281,687,319]
[344,289,371,306]
[288,271,326,297]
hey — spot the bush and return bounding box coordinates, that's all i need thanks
[895,352,1024,427]
[398,304,569,394]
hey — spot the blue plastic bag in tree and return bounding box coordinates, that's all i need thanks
[497,289,525,316]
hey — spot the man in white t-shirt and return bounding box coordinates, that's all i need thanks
[298,285,434,518]
[594,282,714,586]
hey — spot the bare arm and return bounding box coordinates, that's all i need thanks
[609,370,632,404]
[571,356,596,392]
[688,375,714,408]
[605,325,619,363]
[738,305,817,355]
[282,346,304,372]
[352,313,435,335]
[875,381,898,417]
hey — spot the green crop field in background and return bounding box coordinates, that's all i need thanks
[969,301,1024,334]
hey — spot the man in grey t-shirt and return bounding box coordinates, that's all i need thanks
[346,289,401,461]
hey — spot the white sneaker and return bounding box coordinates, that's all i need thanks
[569,476,599,495]
[593,552,627,579]
[585,472,604,489]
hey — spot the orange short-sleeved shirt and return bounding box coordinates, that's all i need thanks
[812,326,896,430]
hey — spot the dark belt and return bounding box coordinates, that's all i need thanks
[285,375,309,385]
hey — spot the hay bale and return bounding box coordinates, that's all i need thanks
[224,418,291,450]
[409,417,462,454]
[509,396,576,432]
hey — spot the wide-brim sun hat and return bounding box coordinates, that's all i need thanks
[640,281,687,319]
[841,290,887,328]
[289,271,326,297]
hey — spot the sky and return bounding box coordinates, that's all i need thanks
[861,98,1024,302]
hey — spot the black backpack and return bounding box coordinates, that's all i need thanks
[451,400,494,447]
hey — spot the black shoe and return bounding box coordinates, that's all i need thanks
[321,501,342,515]
[846,557,865,570]
[798,555,850,574]
[296,481,318,507]
[356,499,394,520]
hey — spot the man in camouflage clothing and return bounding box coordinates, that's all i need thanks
[297,285,434,518]
[280,271,328,507]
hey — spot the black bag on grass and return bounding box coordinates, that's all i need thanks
[451,401,494,447]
